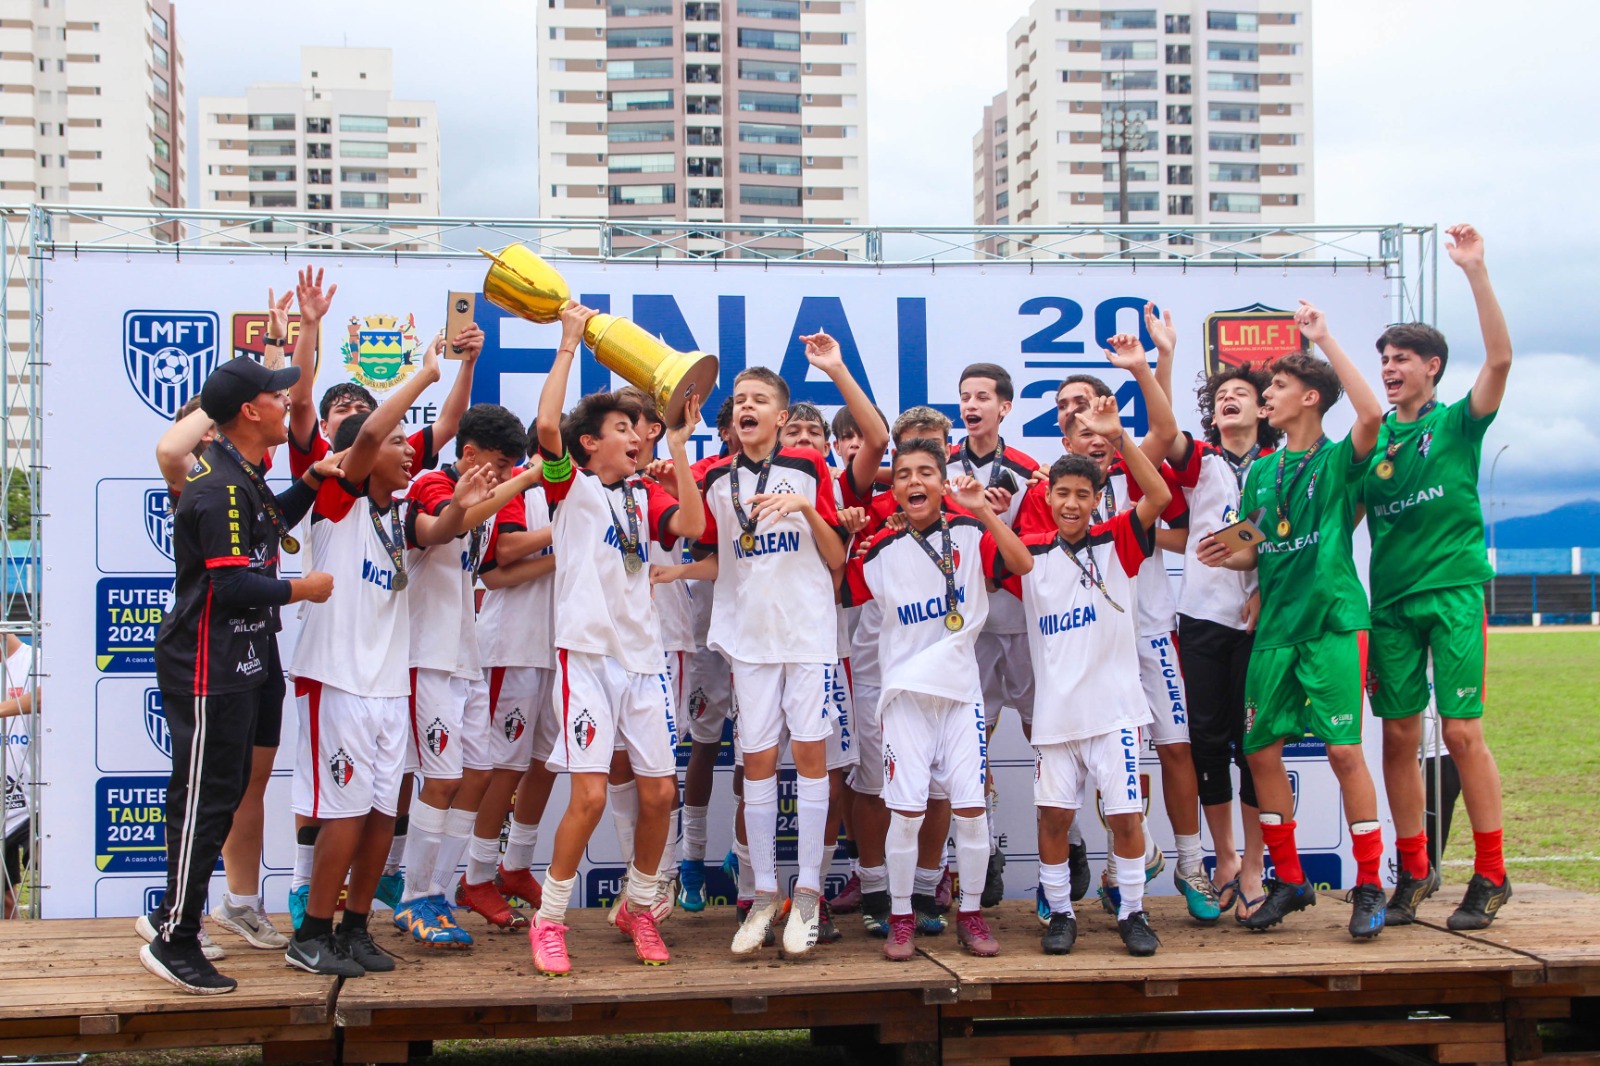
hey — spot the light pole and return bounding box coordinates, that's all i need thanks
[1101,108,1147,254]
[1488,444,1509,616]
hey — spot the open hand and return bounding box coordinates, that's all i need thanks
[1294,300,1331,346]
[666,389,703,450]
[1102,332,1148,373]
[1143,302,1176,356]
[747,492,808,522]
[452,463,495,510]
[948,474,989,515]
[800,331,844,375]
[295,266,336,323]
[1077,394,1124,442]
[267,286,294,340]
[1445,224,1484,272]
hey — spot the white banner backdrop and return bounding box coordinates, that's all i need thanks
[40,251,1399,919]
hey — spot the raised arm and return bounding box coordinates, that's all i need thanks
[157,406,213,493]
[342,339,442,485]
[1102,332,1177,468]
[290,266,337,447]
[412,465,496,547]
[1446,225,1513,418]
[1144,302,1177,404]
[429,323,485,450]
[1081,394,1170,530]
[538,303,595,459]
[949,474,1033,576]
[461,466,542,530]
[802,331,889,496]
[1296,300,1382,460]
[663,392,707,542]
[261,286,294,371]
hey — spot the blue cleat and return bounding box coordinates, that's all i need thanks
[678,859,708,912]
[1036,884,1053,927]
[374,871,404,911]
[288,884,308,933]
[1175,868,1223,923]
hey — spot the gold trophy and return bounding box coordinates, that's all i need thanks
[478,243,718,428]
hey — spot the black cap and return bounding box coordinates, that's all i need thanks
[200,359,301,423]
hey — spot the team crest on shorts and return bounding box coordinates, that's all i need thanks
[1364,669,1380,697]
[425,717,451,756]
[329,748,356,788]
[687,686,708,721]
[502,708,526,743]
[883,743,897,784]
[1244,698,1257,736]
[572,709,598,751]
[341,314,421,391]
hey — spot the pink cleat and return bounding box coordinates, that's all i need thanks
[618,900,670,966]
[530,918,571,976]
[955,910,1001,957]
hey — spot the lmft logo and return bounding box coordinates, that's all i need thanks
[123,311,221,418]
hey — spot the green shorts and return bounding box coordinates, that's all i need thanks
[1368,584,1486,720]
[1243,629,1366,753]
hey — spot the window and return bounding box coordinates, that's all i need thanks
[608,58,673,79]
[1208,42,1259,61]
[1208,102,1259,121]
[1167,134,1193,155]
[740,184,800,207]
[610,152,676,173]
[1102,70,1157,90]
[1166,73,1191,93]
[151,9,168,38]
[250,191,297,208]
[154,167,171,192]
[1210,192,1261,212]
[739,90,800,113]
[687,125,723,146]
[1166,43,1190,63]
[248,140,296,156]
[1167,103,1192,124]
[740,58,801,82]
[608,26,672,48]
[995,191,1009,209]
[688,187,724,208]
[1100,9,1156,29]
[738,28,801,51]
[1210,162,1260,182]
[686,95,722,114]
[1104,162,1158,182]
[685,63,720,83]
[151,72,170,97]
[341,191,390,210]
[248,166,296,182]
[1165,13,1190,33]
[687,156,723,176]
[1208,72,1258,91]
[153,135,170,160]
[306,142,332,158]
[609,0,672,12]
[307,168,332,184]
[685,1,722,18]
[609,89,674,112]
[1168,194,1194,214]
[739,121,799,144]
[342,141,389,158]
[1166,164,1192,184]
[1105,191,1159,212]
[738,0,800,16]
[1117,99,1159,119]
[610,183,676,205]
[685,32,721,51]
[1101,40,1156,60]
[152,42,169,68]
[1207,11,1259,32]
[339,114,389,133]
[610,121,675,143]
[306,117,331,134]
[1210,132,1261,152]
[248,114,296,131]
[341,168,385,183]
[739,152,800,175]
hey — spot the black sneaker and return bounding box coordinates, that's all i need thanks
[1447,873,1512,931]
[338,923,396,973]
[1117,910,1161,957]
[1041,912,1078,955]
[816,897,843,944]
[980,848,1007,908]
[1385,866,1441,926]
[861,889,891,938]
[1068,840,1090,902]
[139,936,237,996]
[1348,883,1386,940]
[1238,878,1317,931]
[285,930,366,977]
[910,893,947,936]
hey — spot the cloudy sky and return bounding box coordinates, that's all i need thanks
[179,0,1600,518]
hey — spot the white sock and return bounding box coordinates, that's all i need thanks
[627,862,656,908]
[734,840,755,901]
[886,813,923,915]
[914,865,941,896]
[1176,832,1204,877]
[384,828,406,876]
[1116,848,1146,919]
[400,800,447,903]
[432,806,476,896]
[1067,816,1084,848]
[536,873,576,926]
[681,804,708,863]
[952,813,988,913]
[859,863,888,894]
[292,842,316,891]
[1039,860,1074,916]
[609,780,639,863]
[744,775,779,895]
[986,790,1000,850]
[659,803,681,885]
[795,774,830,894]
[466,834,501,886]
[503,819,538,871]
[225,891,262,912]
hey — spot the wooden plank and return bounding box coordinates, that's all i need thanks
[1418,883,1600,974]
[340,1039,411,1064]
[77,1015,119,1035]
[941,1019,1507,1059]
[1327,975,1362,991]
[1429,1042,1508,1065]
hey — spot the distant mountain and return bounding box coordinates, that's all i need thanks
[1490,499,1600,549]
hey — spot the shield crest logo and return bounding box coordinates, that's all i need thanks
[572,709,597,751]
[144,688,172,759]
[145,488,174,560]
[341,314,420,390]
[123,311,221,418]
[1203,303,1309,379]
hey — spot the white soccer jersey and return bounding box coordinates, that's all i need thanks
[698,447,842,665]
[403,467,484,679]
[2,639,34,836]
[947,441,1037,634]
[844,515,1000,706]
[291,479,411,698]
[652,531,697,654]
[477,486,557,670]
[1172,434,1266,630]
[545,460,679,677]
[1008,510,1154,744]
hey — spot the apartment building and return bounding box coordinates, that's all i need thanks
[537,0,867,258]
[197,47,440,249]
[973,2,1312,255]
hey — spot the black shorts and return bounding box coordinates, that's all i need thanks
[255,640,286,749]
[4,819,29,888]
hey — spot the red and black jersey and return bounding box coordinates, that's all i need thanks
[288,423,438,481]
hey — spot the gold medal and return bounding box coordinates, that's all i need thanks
[739,531,757,552]
[1276,518,1291,538]
[944,610,964,632]
[624,553,644,575]
[280,533,300,554]
[1375,459,1394,480]
[392,569,408,592]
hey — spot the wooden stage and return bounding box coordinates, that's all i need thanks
[2,884,1596,1066]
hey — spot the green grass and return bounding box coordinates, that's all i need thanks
[1438,631,1600,893]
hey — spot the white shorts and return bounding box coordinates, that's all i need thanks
[407,667,466,779]
[1034,727,1143,815]
[683,646,735,745]
[880,692,988,813]
[292,680,408,819]
[976,629,1036,729]
[549,650,677,778]
[824,658,858,772]
[730,659,830,755]
[1138,631,1189,746]
[846,676,884,795]
[460,674,495,772]
[486,666,556,769]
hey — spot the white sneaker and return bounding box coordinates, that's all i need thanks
[782,888,822,957]
[731,894,783,956]
[135,912,226,961]
[210,898,289,950]
[650,875,677,924]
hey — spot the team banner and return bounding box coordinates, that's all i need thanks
[41,251,1395,918]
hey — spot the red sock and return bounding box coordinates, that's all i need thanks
[1260,819,1305,885]
[1395,831,1430,880]
[1473,829,1506,883]
[1352,825,1383,888]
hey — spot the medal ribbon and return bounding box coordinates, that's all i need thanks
[444,465,491,576]
[370,500,406,588]
[1223,443,1262,491]
[1381,398,1440,464]
[905,516,960,625]
[729,444,778,541]
[1058,535,1125,613]
[1091,477,1118,525]
[213,433,294,552]
[959,436,1008,491]
[1273,434,1328,537]
[606,480,645,570]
